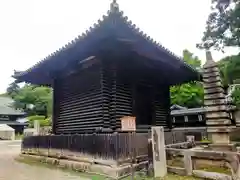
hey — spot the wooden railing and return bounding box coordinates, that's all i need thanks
[166,142,240,179]
[21,133,149,164]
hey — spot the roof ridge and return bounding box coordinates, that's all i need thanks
[15,1,198,78]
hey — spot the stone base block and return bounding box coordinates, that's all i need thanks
[206,119,232,126]
[208,144,236,152]
[207,126,236,147]
[207,126,236,133]
[211,132,230,144]
[19,152,148,179]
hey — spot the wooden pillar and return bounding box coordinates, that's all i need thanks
[110,63,117,130]
[166,86,172,129]
[101,62,111,129]
[52,79,58,134]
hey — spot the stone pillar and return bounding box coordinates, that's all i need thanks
[203,51,236,150]
[151,126,167,178]
[186,135,195,143]
[34,120,40,135]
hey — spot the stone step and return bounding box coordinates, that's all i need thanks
[204,87,225,94]
[206,105,228,112]
[206,112,230,119]
[204,99,226,106]
[207,126,235,133]
[206,119,232,126]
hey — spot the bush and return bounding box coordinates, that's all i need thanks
[27,115,45,121]
[27,115,51,127]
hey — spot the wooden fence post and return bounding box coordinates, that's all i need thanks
[183,151,193,176]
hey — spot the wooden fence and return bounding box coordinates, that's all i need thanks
[22,133,149,162]
[22,128,207,159]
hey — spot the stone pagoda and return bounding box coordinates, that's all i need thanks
[203,50,236,150]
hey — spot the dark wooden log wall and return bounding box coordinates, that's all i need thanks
[154,86,171,128]
[101,62,114,129]
[115,77,133,129]
[107,63,171,130]
[54,64,103,134]
[53,58,171,134]
[101,61,133,130]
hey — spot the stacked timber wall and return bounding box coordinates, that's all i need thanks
[54,64,103,134]
[53,60,171,133]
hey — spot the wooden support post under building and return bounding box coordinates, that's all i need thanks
[151,126,167,178]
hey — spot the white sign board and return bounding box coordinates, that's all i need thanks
[121,116,136,131]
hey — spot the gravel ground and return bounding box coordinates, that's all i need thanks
[0,140,90,180]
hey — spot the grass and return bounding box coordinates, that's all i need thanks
[15,133,24,140]
[167,156,231,176]
[15,155,202,180]
[198,166,231,175]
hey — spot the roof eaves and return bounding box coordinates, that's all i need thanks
[116,12,199,75]
[14,1,199,79]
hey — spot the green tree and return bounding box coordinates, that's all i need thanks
[217,54,240,107]
[11,84,53,116]
[6,81,20,98]
[182,50,201,68]
[232,86,240,107]
[170,50,204,108]
[218,54,240,89]
[197,0,240,50]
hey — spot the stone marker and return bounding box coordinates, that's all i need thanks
[151,126,167,178]
[186,135,195,143]
[183,151,193,176]
[34,120,40,135]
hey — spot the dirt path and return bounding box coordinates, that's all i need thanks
[0,141,89,180]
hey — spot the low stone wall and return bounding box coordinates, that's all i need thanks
[21,148,148,179]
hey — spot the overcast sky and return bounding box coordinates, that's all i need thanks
[0,0,239,93]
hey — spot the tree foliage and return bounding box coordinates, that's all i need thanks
[7,84,53,117]
[218,54,240,87]
[217,54,240,107]
[232,86,240,107]
[6,81,20,98]
[27,115,52,128]
[170,50,204,108]
[197,0,240,50]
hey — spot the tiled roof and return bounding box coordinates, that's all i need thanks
[14,0,199,80]
[171,107,206,116]
[0,121,27,126]
[0,97,25,115]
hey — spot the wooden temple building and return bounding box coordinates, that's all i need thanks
[14,1,201,134]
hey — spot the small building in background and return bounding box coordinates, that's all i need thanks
[170,104,236,128]
[0,97,27,134]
